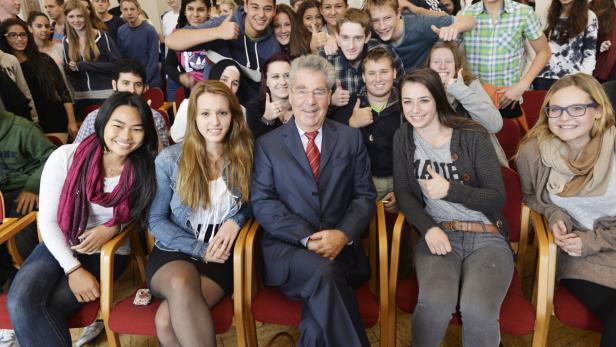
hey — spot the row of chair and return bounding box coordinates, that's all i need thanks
[0,164,602,346]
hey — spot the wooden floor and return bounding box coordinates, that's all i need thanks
[73,250,602,347]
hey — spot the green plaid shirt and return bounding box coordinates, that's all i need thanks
[460,0,543,87]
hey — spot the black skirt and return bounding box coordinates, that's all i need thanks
[146,246,233,295]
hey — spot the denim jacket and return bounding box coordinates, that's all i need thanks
[147,144,251,259]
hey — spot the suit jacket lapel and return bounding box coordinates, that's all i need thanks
[319,119,337,174]
[283,119,314,179]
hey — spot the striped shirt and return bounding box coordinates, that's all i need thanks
[460,0,543,87]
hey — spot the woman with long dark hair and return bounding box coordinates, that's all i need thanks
[273,4,310,58]
[164,0,210,95]
[517,73,616,347]
[534,0,598,90]
[0,18,76,140]
[147,81,253,346]
[393,69,513,347]
[246,53,291,138]
[7,92,158,347]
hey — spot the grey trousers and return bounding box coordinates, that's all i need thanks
[412,230,514,347]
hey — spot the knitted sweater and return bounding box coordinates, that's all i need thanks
[516,138,616,289]
[393,122,508,238]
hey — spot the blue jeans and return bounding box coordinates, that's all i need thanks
[412,230,514,347]
[7,243,128,347]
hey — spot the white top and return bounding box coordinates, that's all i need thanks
[549,156,616,230]
[188,176,236,242]
[161,10,179,39]
[38,144,130,273]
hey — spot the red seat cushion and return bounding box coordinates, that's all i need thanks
[397,271,535,335]
[253,282,379,328]
[0,294,99,329]
[108,289,233,335]
[554,285,604,332]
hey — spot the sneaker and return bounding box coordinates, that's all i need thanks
[0,329,18,347]
[75,320,104,347]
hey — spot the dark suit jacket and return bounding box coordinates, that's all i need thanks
[251,118,376,286]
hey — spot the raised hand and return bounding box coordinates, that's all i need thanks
[311,22,328,47]
[331,80,350,106]
[600,40,611,53]
[431,25,459,41]
[425,226,452,255]
[348,99,373,128]
[419,165,450,200]
[263,92,283,121]
[217,12,240,40]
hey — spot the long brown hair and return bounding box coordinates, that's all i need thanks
[424,41,476,85]
[399,68,486,132]
[544,0,589,44]
[275,4,311,57]
[178,80,254,209]
[64,0,101,62]
[592,0,614,41]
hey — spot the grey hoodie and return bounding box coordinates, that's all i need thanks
[0,49,38,123]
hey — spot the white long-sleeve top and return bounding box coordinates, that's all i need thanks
[38,144,129,274]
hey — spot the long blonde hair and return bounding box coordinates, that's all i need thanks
[64,0,101,62]
[178,81,254,209]
[519,73,615,151]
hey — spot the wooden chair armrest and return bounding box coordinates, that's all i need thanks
[100,222,141,330]
[387,212,405,347]
[530,209,557,347]
[375,202,390,347]
[0,212,36,244]
[160,101,174,113]
[244,221,262,310]
[233,219,252,347]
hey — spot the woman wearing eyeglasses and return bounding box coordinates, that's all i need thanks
[516,73,616,347]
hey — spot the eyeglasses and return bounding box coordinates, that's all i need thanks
[4,32,28,40]
[292,88,328,100]
[544,103,598,118]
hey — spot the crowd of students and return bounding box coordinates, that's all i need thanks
[0,0,615,346]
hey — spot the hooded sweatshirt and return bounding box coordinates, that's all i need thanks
[189,7,281,104]
[0,111,56,194]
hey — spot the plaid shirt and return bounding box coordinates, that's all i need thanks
[75,107,170,147]
[460,0,543,87]
[320,40,405,95]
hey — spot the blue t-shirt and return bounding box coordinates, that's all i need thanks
[117,21,161,88]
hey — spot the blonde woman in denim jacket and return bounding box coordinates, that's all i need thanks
[146,80,253,347]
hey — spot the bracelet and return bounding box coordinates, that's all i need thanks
[260,115,276,126]
[66,264,82,276]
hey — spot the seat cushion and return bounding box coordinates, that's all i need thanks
[108,288,233,335]
[0,294,99,329]
[554,285,604,332]
[397,271,535,335]
[253,282,379,328]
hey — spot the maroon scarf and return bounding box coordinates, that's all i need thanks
[57,134,134,245]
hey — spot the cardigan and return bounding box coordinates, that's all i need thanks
[393,122,508,239]
[516,138,616,289]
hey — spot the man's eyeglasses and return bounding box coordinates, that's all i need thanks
[4,32,28,40]
[544,103,598,118]
[292,88,328,100]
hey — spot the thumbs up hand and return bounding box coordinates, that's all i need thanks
[419,165,450,200]
[263,93,283,121]
[348,99,373,128]
[431,24,459,41]
[311,22,328,47]
[217,12,240,40]
[332,80,350,106]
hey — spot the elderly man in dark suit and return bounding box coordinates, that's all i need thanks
[251,55,376,347]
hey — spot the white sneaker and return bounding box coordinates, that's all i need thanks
[75,320,104,347]
[0,330,18,347]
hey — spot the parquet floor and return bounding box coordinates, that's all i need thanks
[72,248,602,347]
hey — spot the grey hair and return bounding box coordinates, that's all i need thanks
[289,54,336,90]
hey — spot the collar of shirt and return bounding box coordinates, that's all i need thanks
[475,0,514,15]
[295,122,323,152]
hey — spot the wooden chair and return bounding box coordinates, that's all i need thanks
[237,202,389,346]
[386,167,553,347]
[100,220,253,347]
[531,212,604,337]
